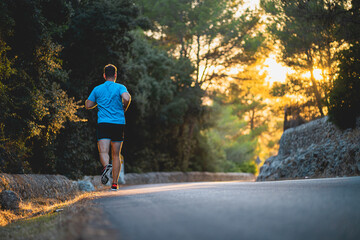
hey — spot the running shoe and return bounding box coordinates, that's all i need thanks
[111,183,118,191]
[101,164,112,185]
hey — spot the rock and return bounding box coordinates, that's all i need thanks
[0,174,79,200]
[0,190,21,210]
[257,116,360,181]
[78,181,95,192]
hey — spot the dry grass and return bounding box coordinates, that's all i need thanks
[0,192,95,227]
[0,190,117,240]
[0,210,64,240]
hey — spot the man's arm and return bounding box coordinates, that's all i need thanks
[85,99,97,109]
[121,92,131,112]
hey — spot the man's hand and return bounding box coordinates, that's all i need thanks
[85,99,97,109]
[121,92,131,112]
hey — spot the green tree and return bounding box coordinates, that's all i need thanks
[0,0,264,176]
[328,1,360,129]
[52,0,145,178]
[261,0,350,118]
[202,100,257,174]
[123,30,208,172]
[133,0,266,173]
[57,0,210,176]
[0,0,81,173]
[136,0,263,87]
[328,45,360,129]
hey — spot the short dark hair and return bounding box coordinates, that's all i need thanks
[104,64,117,79]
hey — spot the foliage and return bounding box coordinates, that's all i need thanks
[132,0,268,172]
[136,0,264,87]
[261,0,350,119]
[0,0,340,179]
[263,0,360,131]
[122,30,208,172]
[50,0,147,178]
[328,45,360,129]
[227,58,284,164]
[201,99,258,174]
[0,0,81,174]
[328,1,360,129]
[0,0,225,177]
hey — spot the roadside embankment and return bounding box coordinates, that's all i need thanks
[0,172,254,205]
[257,117,360,181]
[0,171,253,225]
[85,171,255,189]
[0,174,78,201]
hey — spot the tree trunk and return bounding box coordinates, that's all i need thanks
[195,34,201,86]
[250,109,255,130]
[310,68,324,117]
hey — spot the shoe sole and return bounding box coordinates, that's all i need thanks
[101,165,112,185]
[101,175,109,185]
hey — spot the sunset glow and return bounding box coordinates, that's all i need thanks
[244,0,260,10]
[262,54,293,86]
[302,69,324,81]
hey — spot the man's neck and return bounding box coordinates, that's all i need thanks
[105,78,115,82]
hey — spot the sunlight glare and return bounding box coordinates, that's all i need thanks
[302,69,324,81]
[244,0,260,10]
[262,55,292,86]
[235,0,260,17]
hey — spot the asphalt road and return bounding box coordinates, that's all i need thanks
[94,177,360,240]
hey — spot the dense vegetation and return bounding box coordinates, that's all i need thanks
[262,0,360,125]
[0,0,359,178]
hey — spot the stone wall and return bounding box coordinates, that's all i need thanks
[0,174,79,200]
[84,172,255,189]
[257,117,360,181]
[0,172,255,201]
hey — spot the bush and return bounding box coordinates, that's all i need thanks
[328,45,360,129]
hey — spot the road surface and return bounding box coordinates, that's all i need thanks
[93,177,360,240]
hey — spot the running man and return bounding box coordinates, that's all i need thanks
[85,64,131,190]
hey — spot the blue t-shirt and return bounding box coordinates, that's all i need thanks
[88,81,128,124]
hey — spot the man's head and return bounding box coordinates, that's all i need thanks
[104,64,117,81]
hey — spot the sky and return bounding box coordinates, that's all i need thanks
[243,0,291,86]
[244,0,260,10]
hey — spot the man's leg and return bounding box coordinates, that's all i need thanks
[98,139,111,167]
[111,141,123,184]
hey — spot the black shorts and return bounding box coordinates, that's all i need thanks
[97,123,125,142]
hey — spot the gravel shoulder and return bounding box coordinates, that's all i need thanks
[0,190,114,240]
